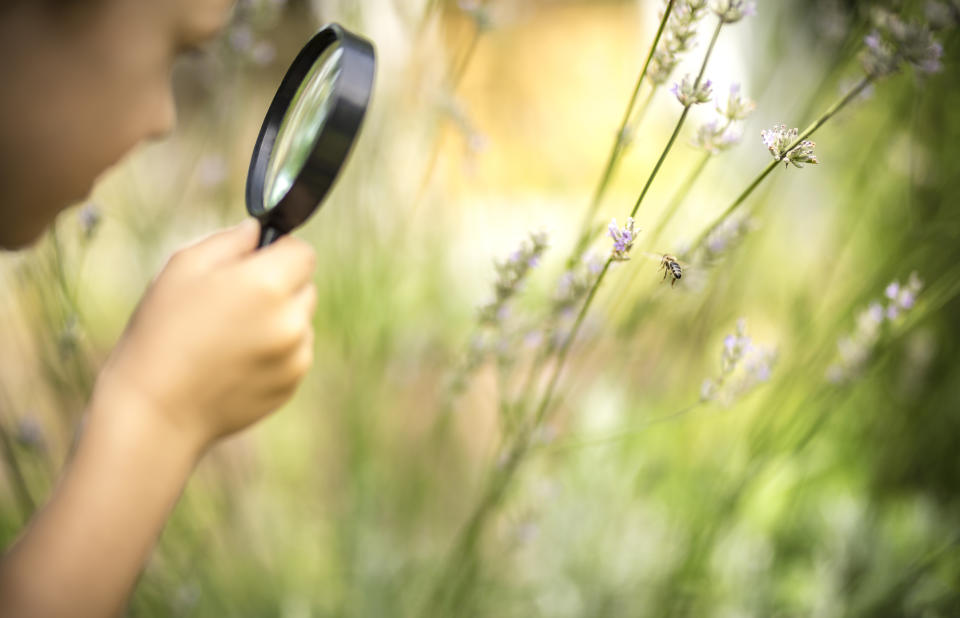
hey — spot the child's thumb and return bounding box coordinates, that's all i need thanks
[183,219,260,269]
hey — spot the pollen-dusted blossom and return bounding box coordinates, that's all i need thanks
[609,218,638,261]
[710,0,756,24]
[648,0,710,86]
[826,272,923,383]
[761,124,819,168]
[672,75,713,107]
[478,230,549,326]
[701,318,776,406]
[716,83,755,121]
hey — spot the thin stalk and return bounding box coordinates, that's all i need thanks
[0,392,36,522]
[428,20,727,610]
[625,17,722,227]
[648,152,711,245]
[567,0,678,267]
[411,20,485,214]
[569,17,723,265]
[687,74,875,255]
[450,25,482,90]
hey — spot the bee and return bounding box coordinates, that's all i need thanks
[659,254,683,287]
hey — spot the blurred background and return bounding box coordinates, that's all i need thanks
[2,0,960,615]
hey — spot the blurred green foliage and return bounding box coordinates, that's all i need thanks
[2,0,960,616]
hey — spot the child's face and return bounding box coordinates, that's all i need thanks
[0,0,235,249]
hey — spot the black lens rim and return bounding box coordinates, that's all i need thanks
[246,23,375,240]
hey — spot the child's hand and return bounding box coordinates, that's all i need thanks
[95,219,317,455]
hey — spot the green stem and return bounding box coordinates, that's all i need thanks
[566,0,678,267]
[411,18,485,215]
[648,152,711,246]
[433,21,723,607]
[646,113,733,248]
[623,18,722,227]
[687,74,875,255]
[0,392,36,522]
[531,258,613,427]
[451,25,481,90]
[429,21,728,612]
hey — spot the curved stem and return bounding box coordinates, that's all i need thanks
[648,152,712,246]
[411,21,485,216]
[428,21,728,612]
[566,0,678,267]
[537,18,724,430]
[687,74,875,255]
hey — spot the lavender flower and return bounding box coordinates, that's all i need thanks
[15,417,47,453]
[704,214,755,258]
[78,202,101,240]
[826,272,924,383]
[478,231,549,326]
[716,83,756,121]
[692,120,743,154]
[553,253,604,316]
[250,41,276,66]
[197,155,228,189]
[609,218,638,261]
[761,124,819,168]
[926,1,960,30]
[861,10,944,77]
[710,0,756,24]
[701,318,776,406]
[459,0,494,31]
[648,0,710,86]
[544,253,604,353]
[672,75,713,107]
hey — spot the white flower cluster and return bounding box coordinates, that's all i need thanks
[761,124,819,168]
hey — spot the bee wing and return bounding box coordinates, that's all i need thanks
[674,261,710,292]
[637,251,665,263]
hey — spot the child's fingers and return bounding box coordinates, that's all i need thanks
[176,219,260,271]
[295,282,318,319]
[244,235,316,294]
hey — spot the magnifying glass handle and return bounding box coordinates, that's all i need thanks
[257,224,283,248]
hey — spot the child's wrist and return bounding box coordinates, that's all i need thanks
[88,370,209,466]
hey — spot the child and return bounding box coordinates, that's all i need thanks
[0,1,318,615]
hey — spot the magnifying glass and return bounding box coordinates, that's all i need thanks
[246,23,376,248]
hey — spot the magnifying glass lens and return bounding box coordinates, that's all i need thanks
[263,45,345,210]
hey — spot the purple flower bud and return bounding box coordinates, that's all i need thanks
[885,282,900,300]
[724,334,736,352]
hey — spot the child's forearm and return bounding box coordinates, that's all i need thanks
[0,379,202,617]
